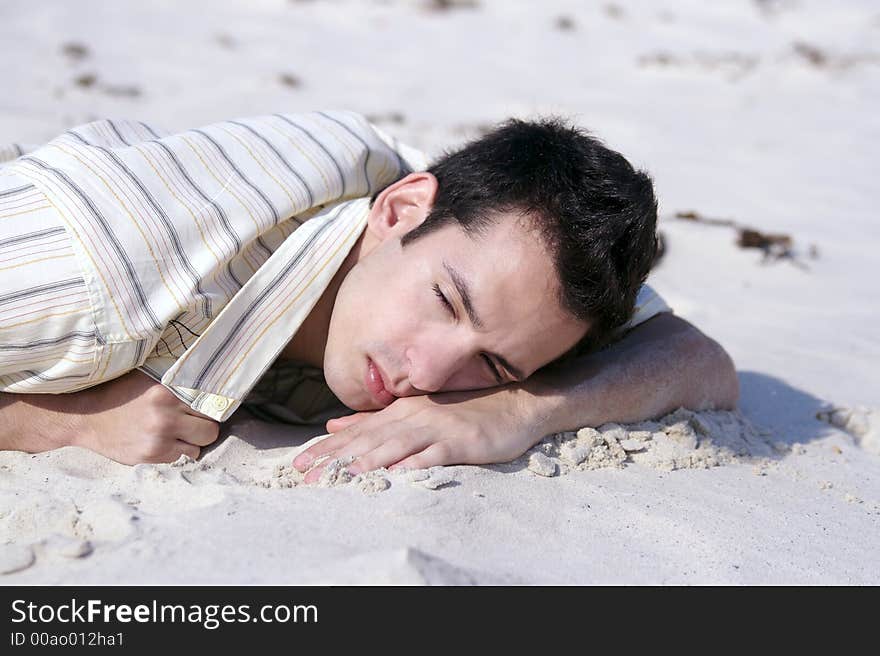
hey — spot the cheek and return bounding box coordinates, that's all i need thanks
[437,360,495,393]
[381,284,427,335]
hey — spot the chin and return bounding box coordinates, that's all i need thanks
[324,366,369,412]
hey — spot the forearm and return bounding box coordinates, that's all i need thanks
[1,371,220,463]
[519,314,740,435]
[0,391,81,453]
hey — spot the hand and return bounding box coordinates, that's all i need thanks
[292,385,549,483]
[71,370,221,465]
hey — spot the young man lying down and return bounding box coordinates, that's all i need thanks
[0,110,738,482]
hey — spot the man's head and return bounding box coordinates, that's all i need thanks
[322,117,658,410]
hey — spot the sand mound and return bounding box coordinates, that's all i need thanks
[816,405,880,455]
[516,406,775,477]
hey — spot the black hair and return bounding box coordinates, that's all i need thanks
[379,117,659,359]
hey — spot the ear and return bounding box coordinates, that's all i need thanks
[366,171,438,242]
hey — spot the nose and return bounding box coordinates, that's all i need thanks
[404,340,473,394]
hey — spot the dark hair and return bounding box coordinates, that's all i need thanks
[380,117,659,359]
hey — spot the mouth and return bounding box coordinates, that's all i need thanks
[365,356,397,407]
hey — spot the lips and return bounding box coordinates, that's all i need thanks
[365,357,397,407]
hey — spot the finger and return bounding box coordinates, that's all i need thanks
[388,442,457,472]
[176,415,221,447]
[345,434,432,478]
[173,440,201,461]
[143,440,200,464]
[184,406,219,420]
[302,421,412,484]
[293,431,359,472]
[326,412,374,433]
[303,435,388,484]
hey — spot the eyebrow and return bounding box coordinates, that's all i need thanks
[442,260,526,383]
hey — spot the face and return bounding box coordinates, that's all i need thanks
[322,173,589,411]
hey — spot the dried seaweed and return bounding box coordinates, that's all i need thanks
[674,210,815,269]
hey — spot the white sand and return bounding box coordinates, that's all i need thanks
[2,405,877,584]
[1,0,879,584]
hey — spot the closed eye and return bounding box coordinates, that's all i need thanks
[433,283,454,316]
[481,354,503,384]
[434,283,503,384]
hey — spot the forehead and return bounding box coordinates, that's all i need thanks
[429,212,555,291]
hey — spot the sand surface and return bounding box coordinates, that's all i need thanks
[1,0,878,584]
[2,403,877,584]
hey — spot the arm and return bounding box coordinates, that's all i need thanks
[524,312,740,434]
[0,370,221,464]
[293,313,739,481]
[0,392,79,454]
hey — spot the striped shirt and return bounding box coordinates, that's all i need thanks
[0,111,670,424]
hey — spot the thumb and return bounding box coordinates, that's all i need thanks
[326,412,375,433]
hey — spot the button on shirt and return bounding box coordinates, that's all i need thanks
[0,111,671,423]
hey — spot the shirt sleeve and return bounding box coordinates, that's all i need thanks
[367,124,430,172]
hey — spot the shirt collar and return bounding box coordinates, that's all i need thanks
[160,197,371,421]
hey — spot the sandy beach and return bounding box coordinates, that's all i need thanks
[1,0,878,584]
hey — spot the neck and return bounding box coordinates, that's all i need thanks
[280,229,368,367]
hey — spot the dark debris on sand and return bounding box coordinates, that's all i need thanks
[72,72,141,98]
[424,0,480,14]
[279,73,302,89]
[792,41,880,71]
[675,210,817,269]
[61,42,90,61]
[603,4,625,20]
[215,33,237,50]
[366,112,406,125]
[555,16,576,31]
[102,84,141,98]
[74,73,97,88]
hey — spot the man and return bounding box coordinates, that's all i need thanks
[0,110,738,481]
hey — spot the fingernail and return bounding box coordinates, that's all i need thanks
[293,454,312,470]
